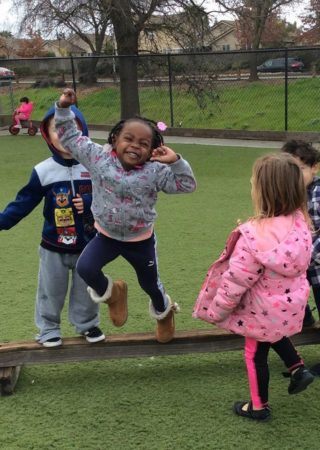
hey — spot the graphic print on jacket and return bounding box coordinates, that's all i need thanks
[53,186,77,245]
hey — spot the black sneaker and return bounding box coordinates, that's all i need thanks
[42,337,62,348]
[288,367,314,394]
[233,401,271,421]
[303,315,316,328]
[83,326,105,343]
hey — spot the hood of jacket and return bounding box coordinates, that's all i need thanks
[239,212,311,277]
[40,105,88,163]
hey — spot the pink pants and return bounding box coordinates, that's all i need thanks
[14,112,29,127]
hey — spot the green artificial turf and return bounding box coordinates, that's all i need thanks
[0,135,319,450]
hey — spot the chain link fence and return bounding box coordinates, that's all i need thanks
[1,47,320,132]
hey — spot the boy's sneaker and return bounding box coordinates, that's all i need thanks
[42,337,62,348]
[288,367,314,394]
[83,326,105,343]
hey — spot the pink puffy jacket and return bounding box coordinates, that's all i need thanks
[17,102,33,119]
[193,211,312,342]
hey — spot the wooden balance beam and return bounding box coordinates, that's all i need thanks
[1,326,320,395]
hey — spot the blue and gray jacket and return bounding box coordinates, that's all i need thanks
[0,106,95,253]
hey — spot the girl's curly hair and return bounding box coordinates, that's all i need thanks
[108,116,164,149]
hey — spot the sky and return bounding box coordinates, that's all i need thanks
[0,0,19,33]
[0,0,308,35]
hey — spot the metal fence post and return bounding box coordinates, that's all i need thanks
[167,53,174,127]
[70,55,77,89]
[70,55,78,107]
[284,48,288,131]
[8,81,14,113]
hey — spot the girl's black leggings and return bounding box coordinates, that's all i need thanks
[244,336,303,408]
[77,232,167,312]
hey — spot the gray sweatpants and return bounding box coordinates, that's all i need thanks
[35,247,100,343]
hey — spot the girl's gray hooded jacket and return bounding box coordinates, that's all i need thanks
[54,105,196,241]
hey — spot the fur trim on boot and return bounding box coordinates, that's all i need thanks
[87,275,113,304]
[149,296,180,343]
[87,277,128,327]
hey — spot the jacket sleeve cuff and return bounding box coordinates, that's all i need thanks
[54,102,75,122]
[169,155,189,171]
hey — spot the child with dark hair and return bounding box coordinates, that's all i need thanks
[281,139,320,326]
[53,88,196,343]
[0,105,105,346]
[13,96,34,129]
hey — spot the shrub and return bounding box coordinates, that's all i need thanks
[32,79,54,88]
[48,70,61,78]
[54,78,67,87]
[231,60,250,70]
[13,66,32,77]
[95,59,116,77]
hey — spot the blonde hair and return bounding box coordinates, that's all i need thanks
[251,153,309,222]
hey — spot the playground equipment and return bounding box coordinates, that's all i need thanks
[9,99,38,136]
[8,117,38,136]
[1,325,320,395]
[0,80,37,135]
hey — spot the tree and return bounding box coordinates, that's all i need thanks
[0,30,17,58]
[109,0,216,116]
[300,0,320,44]
[108,0,159,118]
[14,0,112,83]
[141,4,212,52]
[0,31,13,37]
[235,13,294,49]
[15,0,111,56]
[14,0,213,117]
[215,0,297,80]
[0,36,9,57]
[0,30,14,58]
[16,28,46,57]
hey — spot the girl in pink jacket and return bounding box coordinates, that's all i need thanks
[13,96,33,128]
[193,153,314,421]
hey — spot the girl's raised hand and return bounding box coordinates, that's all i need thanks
[150,146,179,164]
[58,88,77,108]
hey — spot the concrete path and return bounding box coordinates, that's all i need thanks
[88,129,282,149]
[0,127,282,149]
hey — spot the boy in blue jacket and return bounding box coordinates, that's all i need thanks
[0,106,105,347]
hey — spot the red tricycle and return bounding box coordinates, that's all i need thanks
[9,116,38,136]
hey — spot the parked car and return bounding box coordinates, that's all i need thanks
[257,57,304,72]
[0,67,15,80]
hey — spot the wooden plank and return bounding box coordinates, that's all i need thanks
[0,326,319,368]
[0,366,22,395]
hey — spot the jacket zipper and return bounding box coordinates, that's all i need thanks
[69,167,76,197]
